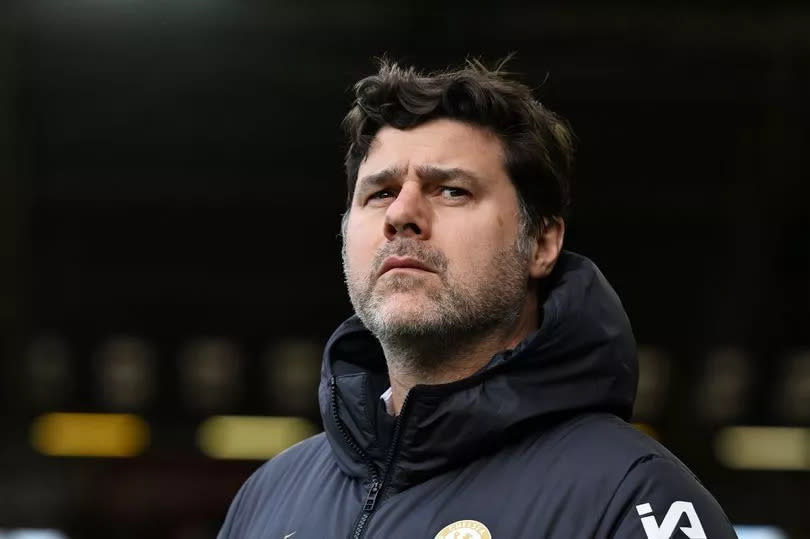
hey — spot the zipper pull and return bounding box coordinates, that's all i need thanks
[362,480,381,513]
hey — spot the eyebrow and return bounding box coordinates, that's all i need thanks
[356,166,407,191]
[414,165,482,186]
[356,165,483,191]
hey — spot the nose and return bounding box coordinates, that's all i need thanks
[383,180,431,241]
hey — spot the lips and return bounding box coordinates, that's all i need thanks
[378,256,435,277]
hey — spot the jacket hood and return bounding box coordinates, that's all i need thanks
[318,251,638,489]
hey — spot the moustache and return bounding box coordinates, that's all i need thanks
[372,240,447,276]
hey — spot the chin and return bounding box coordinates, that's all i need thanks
[378,291,432,312]
[375,296,437,322]
[360,298,451,341]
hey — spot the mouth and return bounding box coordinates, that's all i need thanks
[378,256,435,278]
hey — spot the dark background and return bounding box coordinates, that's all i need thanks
[0,1,808,538]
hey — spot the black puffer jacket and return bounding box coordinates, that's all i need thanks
[218,252,736,539]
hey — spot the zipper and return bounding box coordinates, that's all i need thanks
[331,376,412,539]
[352,392,412,539]
[330,377,380,482]
[330,377,381,538]
[352,479,380,539]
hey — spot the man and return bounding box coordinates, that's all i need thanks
[219,60,736,538]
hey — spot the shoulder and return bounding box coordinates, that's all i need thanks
[217,433,332,538]
[516,414,696,499]
[536,413,736,537]
[263,431,332,472]
[501,413,685,502]
[601,455,736,537]
[237,432,331,500]
[542,413,715,495]
[534,413,677,473]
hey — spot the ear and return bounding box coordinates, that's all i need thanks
[528,217,565,279]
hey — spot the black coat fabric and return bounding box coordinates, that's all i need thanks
[218,252,736,539]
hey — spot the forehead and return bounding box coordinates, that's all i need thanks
[358,118,507,182]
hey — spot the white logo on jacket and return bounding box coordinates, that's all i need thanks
[434,519,492,539]
[636,501,707,539]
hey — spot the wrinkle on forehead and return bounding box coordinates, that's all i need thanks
[362,119,505,164]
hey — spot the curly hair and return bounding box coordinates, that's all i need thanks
[341,57,575,237]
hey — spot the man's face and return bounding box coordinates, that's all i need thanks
[342,118,534,345]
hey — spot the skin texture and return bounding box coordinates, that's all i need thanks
[342,118,564,413]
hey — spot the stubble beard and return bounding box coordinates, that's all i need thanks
[342,235,532,375]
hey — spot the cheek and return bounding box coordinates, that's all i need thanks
[441,225,504,277]
[444,209,520,274]
[345,220,379,272]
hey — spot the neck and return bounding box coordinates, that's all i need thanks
[382,295,539,414]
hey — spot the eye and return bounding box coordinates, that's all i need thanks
[439,186,470,200]
[367,189,396,204]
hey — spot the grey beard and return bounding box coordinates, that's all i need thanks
[342,235,532,376]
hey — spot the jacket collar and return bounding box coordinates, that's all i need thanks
[318,251,638,489]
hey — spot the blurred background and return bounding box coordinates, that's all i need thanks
[0,1,808,538]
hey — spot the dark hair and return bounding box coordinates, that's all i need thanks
[342,57,575,236]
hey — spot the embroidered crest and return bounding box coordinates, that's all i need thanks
[434,519,492,539]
